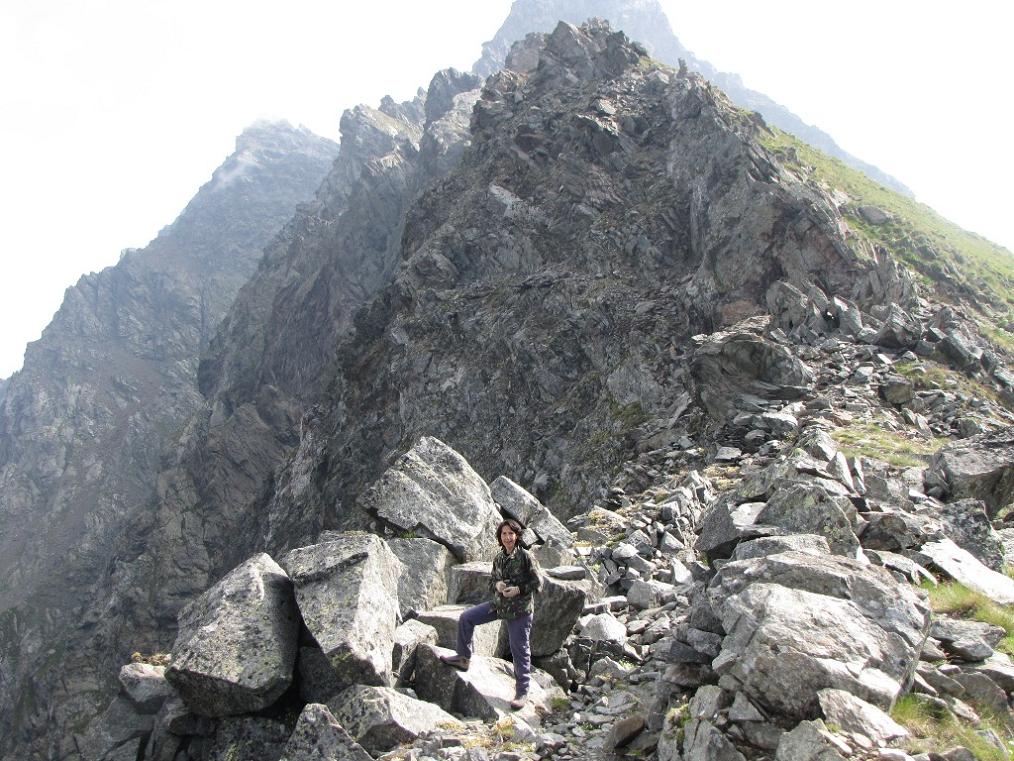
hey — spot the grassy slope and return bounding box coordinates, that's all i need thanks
[758,127,1014,345]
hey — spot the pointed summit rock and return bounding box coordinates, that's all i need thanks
[473,0,910,195]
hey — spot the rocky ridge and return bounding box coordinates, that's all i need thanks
[79,20,1014,761]
[4,14,1014,761]
[472,0,911,196]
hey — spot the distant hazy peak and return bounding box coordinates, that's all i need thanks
[233,119,339,163]
[474,0,684,77]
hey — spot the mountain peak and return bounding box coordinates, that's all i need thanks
[474,0,911,196]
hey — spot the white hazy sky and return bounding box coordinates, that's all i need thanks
[1,0,1011,378]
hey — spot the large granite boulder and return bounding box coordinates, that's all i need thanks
[709,550,931,654]
[281,534,402,688]
[165,553,298,716]
[935,499,1005,571]
[817,689,908,747]
[281,703,375,761]
[918,538,1014,606]
[928,427,1014,516]
[532,575,588,657]
[387,537,456,616]
[118,663,174,714]
[696,497,784,560]
[329,685,462,752]
[731,535,831,562]
[358,436,502,561]
[392,619,439,685]
[689,317,815,421]
[414,645,564,723]
[198,717,289,761]
[415,605,504,657]
[714,582,926,718]
[449,562,494,605]
[490,476,572,547]
[755,484,860,557]
[296,646,344,704]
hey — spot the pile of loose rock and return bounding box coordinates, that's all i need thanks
[80,438,594,761]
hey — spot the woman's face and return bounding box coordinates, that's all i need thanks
[500,524,518,552]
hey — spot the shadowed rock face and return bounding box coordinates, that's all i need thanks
[304,21,871,527]
[473,0,911,196]
[0,122,336,760]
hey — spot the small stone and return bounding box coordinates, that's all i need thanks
[607,715,645,748]
[716,447,743,462]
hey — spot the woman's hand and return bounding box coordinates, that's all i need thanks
[502,585,521,598]
[495,580,507,595]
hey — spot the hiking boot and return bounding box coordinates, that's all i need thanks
[439,654,470,671]
[510,692,528,710]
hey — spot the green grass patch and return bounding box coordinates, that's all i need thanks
[758,127,1014,319]
[923,580,1014,657]
[892,694,1014,761]
[895,360,1013,413]
[610,400,649,428]
[832,420,946,468]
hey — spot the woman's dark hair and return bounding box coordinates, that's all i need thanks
[495,518,527,549]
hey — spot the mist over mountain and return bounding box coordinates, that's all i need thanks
[2,3,1014,761]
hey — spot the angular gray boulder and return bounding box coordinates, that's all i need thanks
[531,575,587,656]
[696,498,784,560]
[918,538,1014,606]
[817,689,908,747]
[118,663,174,714]
[281,703,373,761]
[329,685,462,752]
[755,484,860,557]
[775,720,848,761]
[713,576,928,718]
[393,619,439,685]
[164,553,298,716]
[928,427,1014,516]
[387,537,456,616]
[281,534,402,688]
[935,498,1005,571]
[449,561,494,605]
[709,550,931,652]
[415,605,504,657]
[358,437,502,561]
[689,317,815,420]
[490,476,572,547]
[413,645,564,723]
[731,535,831,561]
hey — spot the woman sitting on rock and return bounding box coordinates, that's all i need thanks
[441,518,542,709]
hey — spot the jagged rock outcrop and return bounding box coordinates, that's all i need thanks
[472,0,911,195]
[0,121,336,760]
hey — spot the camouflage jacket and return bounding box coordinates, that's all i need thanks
[490,547,542,619]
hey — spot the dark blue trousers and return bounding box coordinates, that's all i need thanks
[456,601,533,695]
